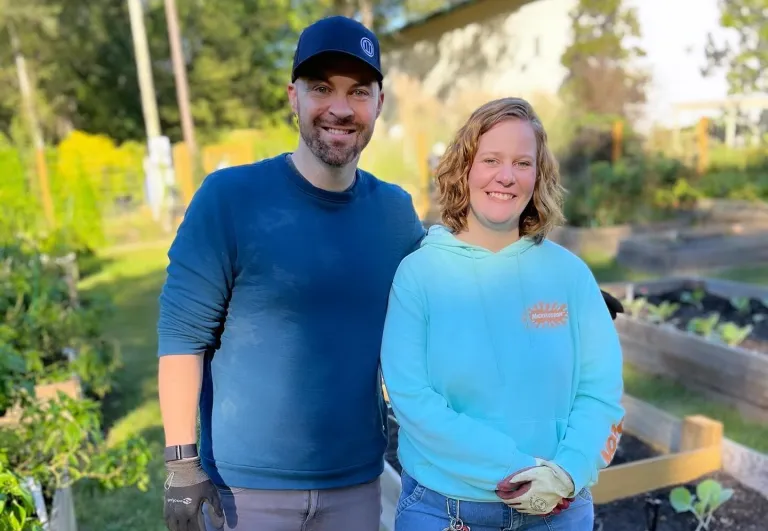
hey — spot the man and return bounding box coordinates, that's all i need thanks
[157,15,424,531]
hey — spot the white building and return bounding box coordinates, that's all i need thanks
[379,0,737,134]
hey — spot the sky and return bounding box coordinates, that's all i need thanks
[629,0,737,128]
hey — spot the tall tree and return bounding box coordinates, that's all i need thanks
[703,0,768,96]
[559,0,649,120]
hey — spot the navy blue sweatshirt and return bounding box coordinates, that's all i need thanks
[157,153,425,490]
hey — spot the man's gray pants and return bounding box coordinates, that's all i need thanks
[204,477,382,531]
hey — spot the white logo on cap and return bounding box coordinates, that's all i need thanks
[360,37,375,57]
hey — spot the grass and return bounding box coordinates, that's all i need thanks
[73,241,171,531]
[67,236,768,528]
[623,365,768,453]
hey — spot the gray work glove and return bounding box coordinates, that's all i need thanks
[164,457,225,531]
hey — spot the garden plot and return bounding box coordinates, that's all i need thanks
[602,277,768,421]
[594,434,767,531]
[594,396,768,531]
[615,225,768,274]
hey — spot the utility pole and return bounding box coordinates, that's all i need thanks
[164,0,198,207]
[127,0,161,140]
[127,0,176,231]
[9,22,55,228]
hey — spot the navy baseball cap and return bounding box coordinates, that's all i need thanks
[292,16,383,83]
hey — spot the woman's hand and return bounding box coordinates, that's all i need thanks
[494,459,575,515]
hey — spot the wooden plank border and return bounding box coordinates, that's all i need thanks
[622,394,768,500]
[592,445,722,504]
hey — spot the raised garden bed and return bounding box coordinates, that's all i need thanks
[616,224,768,274]
[548,215,698,259]
[594,396,768,530]
[595,434,767,531]
[601,277,768,421]
[694,198,768,228]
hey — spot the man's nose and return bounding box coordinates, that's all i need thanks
[328,95,354,120]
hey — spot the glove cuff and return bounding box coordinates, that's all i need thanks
[165,456,211,488]
[541,460,575,497]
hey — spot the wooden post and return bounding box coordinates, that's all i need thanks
[165,0,200,200]
[10,22,55,228]
[680,414,723,453]
[696,117,709,175]
[612,120,623,162]
[172,142,195,207]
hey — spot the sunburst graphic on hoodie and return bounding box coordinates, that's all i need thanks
[523,302,569,328]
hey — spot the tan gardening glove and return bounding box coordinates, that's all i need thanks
[495,458,575,515]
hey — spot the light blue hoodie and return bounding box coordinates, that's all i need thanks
[380,225,625,502]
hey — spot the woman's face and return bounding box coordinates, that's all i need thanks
[467,119,537,232]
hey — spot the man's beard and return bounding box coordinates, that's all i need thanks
[298,113,373,168]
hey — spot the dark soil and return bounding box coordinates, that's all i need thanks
[636,285,768,355]
[384,410,768,530]
[595,434,768,531]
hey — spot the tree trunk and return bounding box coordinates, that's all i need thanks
[358,0,374,28]
[9,21,55,228]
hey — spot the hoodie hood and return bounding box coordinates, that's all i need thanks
[421,224,536,258]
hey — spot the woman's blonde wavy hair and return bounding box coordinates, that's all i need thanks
[434,97,566,244]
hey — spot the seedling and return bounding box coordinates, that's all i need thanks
[687,313,720,340]
[681,288,706,310]
[729,296,751,316]
[645,301,680,324]
[716,322,753,347]
[669,478,733,530]
[622,296,647,317]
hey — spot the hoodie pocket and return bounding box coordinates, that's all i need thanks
[489,418,567,460]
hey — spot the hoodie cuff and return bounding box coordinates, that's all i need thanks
[552,447,592,495]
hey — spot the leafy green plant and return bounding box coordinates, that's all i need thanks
[0,241,119,398]
[729,296,751,316]
[0,463,42,531]
[669,478,734,530]
[681,288,706,310]
[0,341,33,416]
[645,301,680,324]
[716,322,753,347]
[687,313,721,340]
[622,296,646,317]
[0,392,151,501]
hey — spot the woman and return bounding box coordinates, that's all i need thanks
[380,97,625,531]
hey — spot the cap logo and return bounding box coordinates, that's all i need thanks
[360,37,375,58]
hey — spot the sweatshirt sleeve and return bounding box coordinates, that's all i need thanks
[552,264,625,494]
[380,262,536,491]
[157,172,238,356]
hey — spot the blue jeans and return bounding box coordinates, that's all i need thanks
[395,470,594,531]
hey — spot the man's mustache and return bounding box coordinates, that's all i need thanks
[313,117,359,130]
